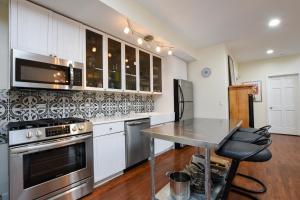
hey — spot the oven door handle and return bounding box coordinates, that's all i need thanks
[10,134,92,154]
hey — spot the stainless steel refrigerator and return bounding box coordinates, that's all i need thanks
[174,79,194,149]
[174,79,194,121]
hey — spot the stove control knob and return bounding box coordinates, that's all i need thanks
[72,126,78,132]
[26,131,33,139]
[36,130,43,137]
[79,125,85,131]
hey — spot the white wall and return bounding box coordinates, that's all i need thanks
[188,44,229,119]
[154,55,187,113]
[238,54,300,128]
[0,0,9,89]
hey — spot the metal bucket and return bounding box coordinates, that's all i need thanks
[167,171,191,200]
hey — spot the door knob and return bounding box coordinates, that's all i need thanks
[269,107,273,109]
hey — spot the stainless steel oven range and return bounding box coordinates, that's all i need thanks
[8,118,93,200]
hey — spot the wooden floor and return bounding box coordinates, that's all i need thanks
[84,134,300,200]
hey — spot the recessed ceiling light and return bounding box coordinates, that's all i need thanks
[266,49,274,54]
[168,50,173,55]
[268,18,281,27]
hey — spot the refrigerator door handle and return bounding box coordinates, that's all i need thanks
[179,85,185,120]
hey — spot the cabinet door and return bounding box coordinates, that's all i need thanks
[107,38,122,90]
[85,29,104,88]
[153,56,162,92]
[11,0,52,56]
[139,50,151,92]
[93,132,125,183]
[125,45,137,91]
[54,14,83,62]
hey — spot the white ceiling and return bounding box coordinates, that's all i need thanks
[32,0,300,63]
[135,0,300,62]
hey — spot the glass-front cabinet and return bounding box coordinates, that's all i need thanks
[85,28,163,93]
[108,38,122,90]
[85,29,103,88]
[139,50,151,92]
[125,45,137,91]
[152,56,162,93]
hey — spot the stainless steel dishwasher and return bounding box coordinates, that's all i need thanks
[125,118,151,168]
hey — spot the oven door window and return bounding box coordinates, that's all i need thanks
[16,58,70,85]
[23,143,86,189]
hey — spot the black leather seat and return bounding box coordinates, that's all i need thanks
[217,140,272,162]
[238,125,271,138]
[230,131,267,144]
[215,138,272,200]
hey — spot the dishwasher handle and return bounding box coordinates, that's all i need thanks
[126,121,150,126]
[126,120,150,126]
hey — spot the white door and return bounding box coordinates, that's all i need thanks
[268,74,300,135]
[53,14,84,62]
[93,132,125,183]
[11,0,52,56]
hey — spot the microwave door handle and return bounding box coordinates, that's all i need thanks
[69,63,74,88]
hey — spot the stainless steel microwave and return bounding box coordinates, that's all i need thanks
[11,49,84,90]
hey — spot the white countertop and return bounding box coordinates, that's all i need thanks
[90,112,174,125]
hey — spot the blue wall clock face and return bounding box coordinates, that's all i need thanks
[201,67,211,78]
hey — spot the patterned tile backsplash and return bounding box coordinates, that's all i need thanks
[0,89,154,134]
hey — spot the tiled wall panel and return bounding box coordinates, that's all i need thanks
[0,89,154,134]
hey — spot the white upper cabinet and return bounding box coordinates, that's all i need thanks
[10,0,84,63]
[53,14,84,62]
[10,0,52,56]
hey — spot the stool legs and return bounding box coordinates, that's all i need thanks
[221,160,240,200]
[232,173,267,194]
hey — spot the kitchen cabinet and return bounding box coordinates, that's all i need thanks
[10,0,163,93]
[10,0,52,56]
[150,113,175,155]
[93,132,126,183]
[139,50,151,92]
[52,14,84,62]
[153,56,162,93]
[10,0,84,62]
[125,44,137,91]
[107,37,122,90]
[229,85,255,128]
[85,29,104,88]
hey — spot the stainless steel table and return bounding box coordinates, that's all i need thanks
[142,118,242,200]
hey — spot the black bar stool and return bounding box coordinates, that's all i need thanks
[215,138,272,200]
[231,129,270,144]
[229,129,271,196]
[238,125,272,138]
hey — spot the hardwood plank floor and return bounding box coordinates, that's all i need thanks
[84,134,300,200]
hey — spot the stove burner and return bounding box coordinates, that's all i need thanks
[8,118,88,131]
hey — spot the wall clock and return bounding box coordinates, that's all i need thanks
[201,67,212,78]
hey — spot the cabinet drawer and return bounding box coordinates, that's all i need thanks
[93,122,124,137]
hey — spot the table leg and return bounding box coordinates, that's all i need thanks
[205,147,211,200]
[150,137,157,200]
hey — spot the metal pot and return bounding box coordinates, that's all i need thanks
[166,171,191,200]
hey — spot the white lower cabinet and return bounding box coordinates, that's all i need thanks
[151,113,175,155]
[93,132,126,183]
[154,139,173,155]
